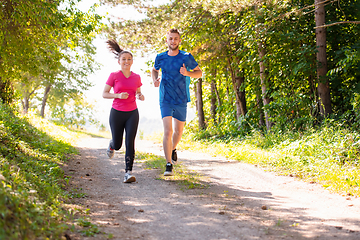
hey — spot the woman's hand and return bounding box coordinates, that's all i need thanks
[136,92,145,101]
[118,92,129,99]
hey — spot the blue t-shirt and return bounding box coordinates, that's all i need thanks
[154,50,199,105]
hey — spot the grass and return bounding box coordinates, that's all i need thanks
[136,151,208,189]
[2,99,359,238]
[0,104,100,239]
[148,122,360,197]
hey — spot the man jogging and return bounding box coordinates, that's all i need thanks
[152,28,202,176]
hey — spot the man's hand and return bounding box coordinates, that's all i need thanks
[153,78,160,87]
[180,63,188,76]
[152,67,161,87]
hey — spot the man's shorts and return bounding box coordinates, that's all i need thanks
[160,102,187,122]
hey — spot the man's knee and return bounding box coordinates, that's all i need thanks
[173,121,185,136]
[163,128,173,138]
[173,128,183,137]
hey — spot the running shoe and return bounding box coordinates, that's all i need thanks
[171,149,178,165]
[124,172,136,183]
[107,141,115,159]
[164,162,173,176]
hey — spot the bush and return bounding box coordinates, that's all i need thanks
[0,103,78,239]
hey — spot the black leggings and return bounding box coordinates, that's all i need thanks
[109,108,139,172]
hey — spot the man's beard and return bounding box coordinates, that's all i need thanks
[168,44,179,50]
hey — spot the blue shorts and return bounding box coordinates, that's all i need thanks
[160,102,187,122]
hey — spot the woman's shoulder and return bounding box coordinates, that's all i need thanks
[131,72,141,78]
[108,70,121,79]
[111,70,122,75]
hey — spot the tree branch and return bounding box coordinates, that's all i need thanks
[272,0,338,21]
[314,21,360,28]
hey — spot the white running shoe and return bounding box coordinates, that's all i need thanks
[107,141,115,159]
[124,172,136,183]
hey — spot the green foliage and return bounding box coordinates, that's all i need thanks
[136,151,207,189]
[0,102,79,239]
[1,0,103,118]
[104,0,360,137]
[67,188,87,199]
[76,217,101,236]
[136,152,165,170]
[49,95,100,129]
[178,119,360,196]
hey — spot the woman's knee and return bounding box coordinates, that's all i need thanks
[112,139,123,150]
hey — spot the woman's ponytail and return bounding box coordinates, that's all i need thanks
[106,39,123,58]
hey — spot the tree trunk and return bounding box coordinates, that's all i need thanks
[22,96,30,114]
[0,76,7,104]
[315,0,332,116]
[0,76,14,104]
[255,3,272,130]
[228,59,247,120]
[214,79,222,108]
[258,40,272,130]
[195,78,206,130]
[236,76,247,116]
[21,82,38,114]
[40,84,51,118]
[214,77,222,123]
[257,93,265,127]
[210,78,217,123]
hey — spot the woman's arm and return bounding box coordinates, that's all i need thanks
[136,87,145,101]
[102,84,129,99]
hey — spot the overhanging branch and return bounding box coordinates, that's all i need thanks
[314,21,360,29]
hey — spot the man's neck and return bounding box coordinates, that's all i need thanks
[168,49,180,56]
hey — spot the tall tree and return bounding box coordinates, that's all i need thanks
[41,85,52,118]
[102,0,360,136]
[228,57,247,120]
[0,0,102,115]
[315,0,332,116]
[194,79,206,129]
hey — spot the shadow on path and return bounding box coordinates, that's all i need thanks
[62,137,360,240]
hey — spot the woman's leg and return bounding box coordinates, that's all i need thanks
[109,108,126,150]
[124,109,139,172]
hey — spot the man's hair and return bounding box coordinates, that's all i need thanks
[167,28,181,37]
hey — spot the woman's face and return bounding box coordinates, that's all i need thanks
[118,53,133,70]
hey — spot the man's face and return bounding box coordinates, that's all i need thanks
[166,32,181,50]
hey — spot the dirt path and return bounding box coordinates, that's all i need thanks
[63,137,360,240]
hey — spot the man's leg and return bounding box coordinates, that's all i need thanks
[162,116,173,164]
[172,118,185,150]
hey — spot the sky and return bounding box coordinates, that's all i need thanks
[76,1,195,135]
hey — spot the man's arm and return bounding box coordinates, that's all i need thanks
[152,67,160,87]
[180,64,202,78]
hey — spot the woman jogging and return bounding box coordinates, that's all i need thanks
[102,39,145,183]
